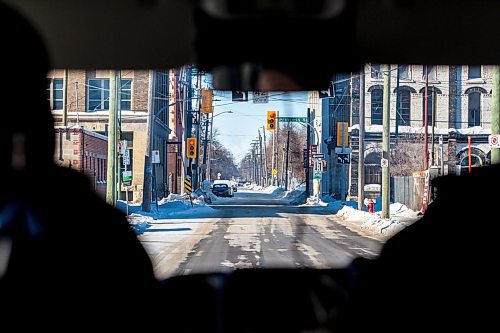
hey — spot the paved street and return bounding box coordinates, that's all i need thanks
[139,188,383,279]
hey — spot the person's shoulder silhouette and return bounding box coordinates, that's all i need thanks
[337,164,500,332]
[0,3,158,330]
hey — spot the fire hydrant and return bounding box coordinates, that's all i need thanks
[367,199,375,213]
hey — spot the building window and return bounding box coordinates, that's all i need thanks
[371,64,382,79]
[398,65,410,80]
[468,92,481,127]
[422,65,437,81]
[120,79,132,110]
[421,87,441,126]
[371,88,383,125]
[88,79,110,111]
[468,65,481,79]
[47,78,64,110]
[399,90,411,125]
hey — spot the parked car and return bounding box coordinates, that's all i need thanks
[211,183,233,197]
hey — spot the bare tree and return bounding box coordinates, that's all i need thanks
[391,135,425,176]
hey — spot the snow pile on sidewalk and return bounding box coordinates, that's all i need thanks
[126,194,216,234]
[334,202,420,238]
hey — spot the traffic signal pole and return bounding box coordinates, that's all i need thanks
[306,108,311,197]
[382,64,391,219]
[106,70,119,207]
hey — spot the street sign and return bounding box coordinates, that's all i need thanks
[318,82,334,99]
[253,91,269,104]
[232,91,248,102]
[123,149,131,166]
[118,140,127,155]
[337,153,350,164]
[312,153,324,159]
[152,150,160,164]
[489,134,500,148]
[122,170,132,186]
[272,169,277,175]
[309,145,318,167]
[314,160,323,173]
[334,147,352,154]
[278,117,308,123]
[381,158,389,168]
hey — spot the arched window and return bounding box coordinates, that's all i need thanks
[468,92,481,127]
[464,87,486,128]
[364,152,382,185]
[394,86,416,126]
[371,88,383,125]
[420,86,441,127]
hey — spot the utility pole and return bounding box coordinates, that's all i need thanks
[259,130,264,186]
[142,70,155,212]
[63,69,68,127]
[358,67,366,211]
[281,142,286,187]
[306,108,311,197]
[285,130,290,191]
[262,126,268,186]
[431,89,436,166]
[424,65,429,170]
[395,65,400,142]
[202,115,210,181]
[492,65,500,165]
[106,70,119,206]
[382,64,391,219]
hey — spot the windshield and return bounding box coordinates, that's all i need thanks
[43,63,497,279]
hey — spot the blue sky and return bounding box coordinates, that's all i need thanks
[211,91,309,162]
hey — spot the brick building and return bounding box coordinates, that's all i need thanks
[54,127,108,198]
[47,70,172,202]
[309,65,494,200]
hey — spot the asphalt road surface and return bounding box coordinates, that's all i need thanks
[166,188,383,276]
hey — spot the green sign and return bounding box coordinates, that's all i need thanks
[122,171,132,186]
[278,117,308,123]
[314,172,322,180]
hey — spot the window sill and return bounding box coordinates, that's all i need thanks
[466,78,486,84]
[420,79,441,84]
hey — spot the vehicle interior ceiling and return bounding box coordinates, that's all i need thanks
[3,0,499,331]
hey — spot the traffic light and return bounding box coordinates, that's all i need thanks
[267,110,277,131]
[187,137,197,159]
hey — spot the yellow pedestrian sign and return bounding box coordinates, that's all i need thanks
[272,169,277,175]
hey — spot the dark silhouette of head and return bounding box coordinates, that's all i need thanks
[0,3,54,179]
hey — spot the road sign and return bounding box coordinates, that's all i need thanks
[184,178,192,194]
[122,170,132,186]
[232,91,248,102]
[278,117,308,123]
[312,153,324,159]
[336,122,349,147]
[337,153,350,164]
[253,91,268,104]
[123,149,131,166]
[152,150,160,164]
[272,169,277,175]
[201,89,213,114]
[381,158,389,168]
[118,140,127,155]
[489,134,500,148]
[309,145,318,167]
[314,160,323,173]
[334,147,352,154]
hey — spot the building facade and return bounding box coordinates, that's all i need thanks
[309,65,494,200]
[47,69,172,202]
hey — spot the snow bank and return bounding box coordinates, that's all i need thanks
[333,202,419,238]
[125,194,216,231]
